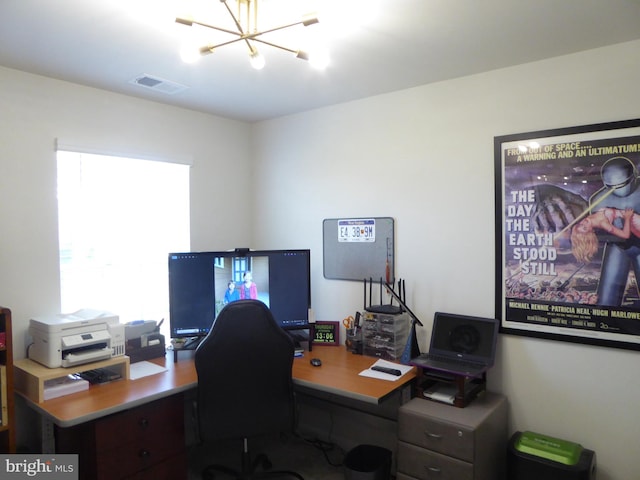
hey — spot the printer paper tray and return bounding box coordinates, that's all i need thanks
[62,347,112,368]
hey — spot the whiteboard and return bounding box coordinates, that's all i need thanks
[323,217,394,282]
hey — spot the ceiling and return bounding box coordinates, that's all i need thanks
[2,0,640,123]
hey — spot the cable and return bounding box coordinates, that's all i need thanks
[294,432,345,468]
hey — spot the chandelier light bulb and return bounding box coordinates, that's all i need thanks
[308,49,330,70]
[249,48,266,70]
[180,42,202,63]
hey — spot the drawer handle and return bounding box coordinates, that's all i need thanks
[426,466,442,474]
[139,449,151,459]
[139,418,150,428]
[425,432,442,439]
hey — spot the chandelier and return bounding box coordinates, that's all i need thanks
[175,0,324,70]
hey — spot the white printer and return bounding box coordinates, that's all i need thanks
[29,309,125,368]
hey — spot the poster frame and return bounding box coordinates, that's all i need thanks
[495,118,640,351]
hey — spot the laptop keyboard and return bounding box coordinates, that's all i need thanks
[415,353,484,370]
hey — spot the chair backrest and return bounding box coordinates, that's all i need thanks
[194,299,295,443]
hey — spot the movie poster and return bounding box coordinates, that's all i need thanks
[495,120,640,350]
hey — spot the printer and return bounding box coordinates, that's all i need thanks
[29,309,125,368]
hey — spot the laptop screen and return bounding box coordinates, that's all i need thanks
[430,312,499,364]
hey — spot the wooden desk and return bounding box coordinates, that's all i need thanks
[17,345,415,427]
[17,355,197,427]
[293,347,416,404]
[16,347,415,480]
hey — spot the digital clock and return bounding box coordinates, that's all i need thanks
[312,321,340,346]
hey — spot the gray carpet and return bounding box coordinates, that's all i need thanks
[187,433,347,480]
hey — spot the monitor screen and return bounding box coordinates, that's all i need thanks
[168,249,311,338]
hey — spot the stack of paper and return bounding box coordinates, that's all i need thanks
[43,374,89,400]
[422,382,459,404]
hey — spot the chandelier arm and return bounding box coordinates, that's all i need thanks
[187,19,243,37]
[201,36,251,52]
[251,38,297,55]
[221,0,247,35]
[250,19,312,37]
[180,1,321,63]
[220,0,256,54]
[193,18,312,42]
[200,31,293,54]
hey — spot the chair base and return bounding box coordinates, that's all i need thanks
[202,464,304,480]
[201,439,304,480]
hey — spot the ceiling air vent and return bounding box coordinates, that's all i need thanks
[129,74,188,95]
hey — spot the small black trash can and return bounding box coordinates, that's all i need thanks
[343,444,391,480]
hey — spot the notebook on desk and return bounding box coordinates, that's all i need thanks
[410,312,499,378]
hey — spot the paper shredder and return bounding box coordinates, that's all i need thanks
[507,431,596,480]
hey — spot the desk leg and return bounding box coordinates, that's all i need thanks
[40,417,55,454]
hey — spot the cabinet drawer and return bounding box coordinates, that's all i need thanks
[122,452,187,480]
[95,394,184,451]
[396,474,419,480]
[398,410,474,461]
[55,394,186,480]
[397,441,473,480]
[96,435,184,480]
[94,395,185,479]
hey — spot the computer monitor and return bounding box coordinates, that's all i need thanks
[168,249,311,339]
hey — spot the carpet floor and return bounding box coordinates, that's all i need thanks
[187,432,347,480]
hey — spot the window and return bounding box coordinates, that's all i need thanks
[213,257,224,269]
[213,256,252,283]
[232,257,252,283]
[56,150,190,340]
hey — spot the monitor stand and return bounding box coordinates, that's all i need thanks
[172,336,204,362]
[287,328,312,352]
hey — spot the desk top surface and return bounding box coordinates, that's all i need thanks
[18,346,416,427]
[293,347,415,403]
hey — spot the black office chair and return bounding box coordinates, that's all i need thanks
[194,299,304,480]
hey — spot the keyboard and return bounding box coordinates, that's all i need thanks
[417,353,483,369]
[77,368,122,384]
[411,353,487,376]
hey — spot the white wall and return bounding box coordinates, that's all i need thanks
[1,66,256,450]
[0,66,253,355]
[251,40,640,480]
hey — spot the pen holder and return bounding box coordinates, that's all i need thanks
[345,328,363,354]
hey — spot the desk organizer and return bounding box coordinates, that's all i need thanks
[361,311,410,361]
[14,355,130,403]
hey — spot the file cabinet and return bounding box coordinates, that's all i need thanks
[396,392,507,480]
[56,393,187,480]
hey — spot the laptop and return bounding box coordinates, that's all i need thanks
[410,312,499,378]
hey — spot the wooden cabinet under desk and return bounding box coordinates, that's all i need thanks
[396,392,507,480]
[55,393,187,480]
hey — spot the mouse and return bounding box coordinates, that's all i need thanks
[310,358,322,367]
